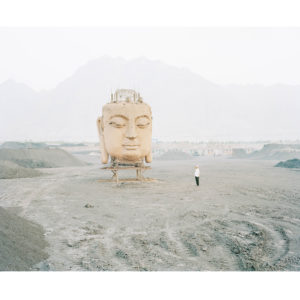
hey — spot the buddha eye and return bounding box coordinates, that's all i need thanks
[136,117,150,128]
[109,122,125,128]
[109,116,127,128]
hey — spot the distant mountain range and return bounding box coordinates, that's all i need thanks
[1,56,300,142]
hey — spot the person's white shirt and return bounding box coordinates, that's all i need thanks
[194,167,200,177]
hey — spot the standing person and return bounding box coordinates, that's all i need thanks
[194,165,200,186]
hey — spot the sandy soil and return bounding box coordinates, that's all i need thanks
[1,155,300,271]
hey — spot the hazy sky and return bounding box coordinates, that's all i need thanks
[1,27,300,91]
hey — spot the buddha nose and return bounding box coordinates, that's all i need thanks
[126,123,137,139]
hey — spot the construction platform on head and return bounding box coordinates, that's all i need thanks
[99,162,156,183]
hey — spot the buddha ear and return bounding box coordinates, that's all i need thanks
[97,117,109,164]
[145,151,152,163]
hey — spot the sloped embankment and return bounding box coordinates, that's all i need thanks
[156,150,194,160]
[0,160,42,179]
[233,144,300,160]
[0,148,86,168]
[275,158,300,169]
[0,141,48,149]
[0,207,49,271]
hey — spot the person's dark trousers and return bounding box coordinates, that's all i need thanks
[195,176,199,186]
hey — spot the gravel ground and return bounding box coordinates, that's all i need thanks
[1,155,300,271]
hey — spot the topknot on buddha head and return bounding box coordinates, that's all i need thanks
[110,89,144,104]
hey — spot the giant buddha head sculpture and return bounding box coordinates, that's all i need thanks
[97,89,152,164]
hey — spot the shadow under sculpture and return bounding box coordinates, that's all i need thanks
[97,89,152,182]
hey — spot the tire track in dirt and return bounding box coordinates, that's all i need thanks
[71,211,298,271]
[273,226,290,264]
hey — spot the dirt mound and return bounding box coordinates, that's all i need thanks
[233,144,300,160]
[275,158,300,169]
[0,206,48,271]
[0,160,42,179]
[157,150,193,160]
[232,148,248,158]
[60,142,86,147]
[0,141,48,149]
[0,148,86,168]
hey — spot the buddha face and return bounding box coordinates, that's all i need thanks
[97,102,152,163]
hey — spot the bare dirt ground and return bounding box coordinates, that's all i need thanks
[1,155,300,271]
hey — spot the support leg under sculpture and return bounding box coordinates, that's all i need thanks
[112,169,117,181]
[136,167,144,180]
[136,168,140,180]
